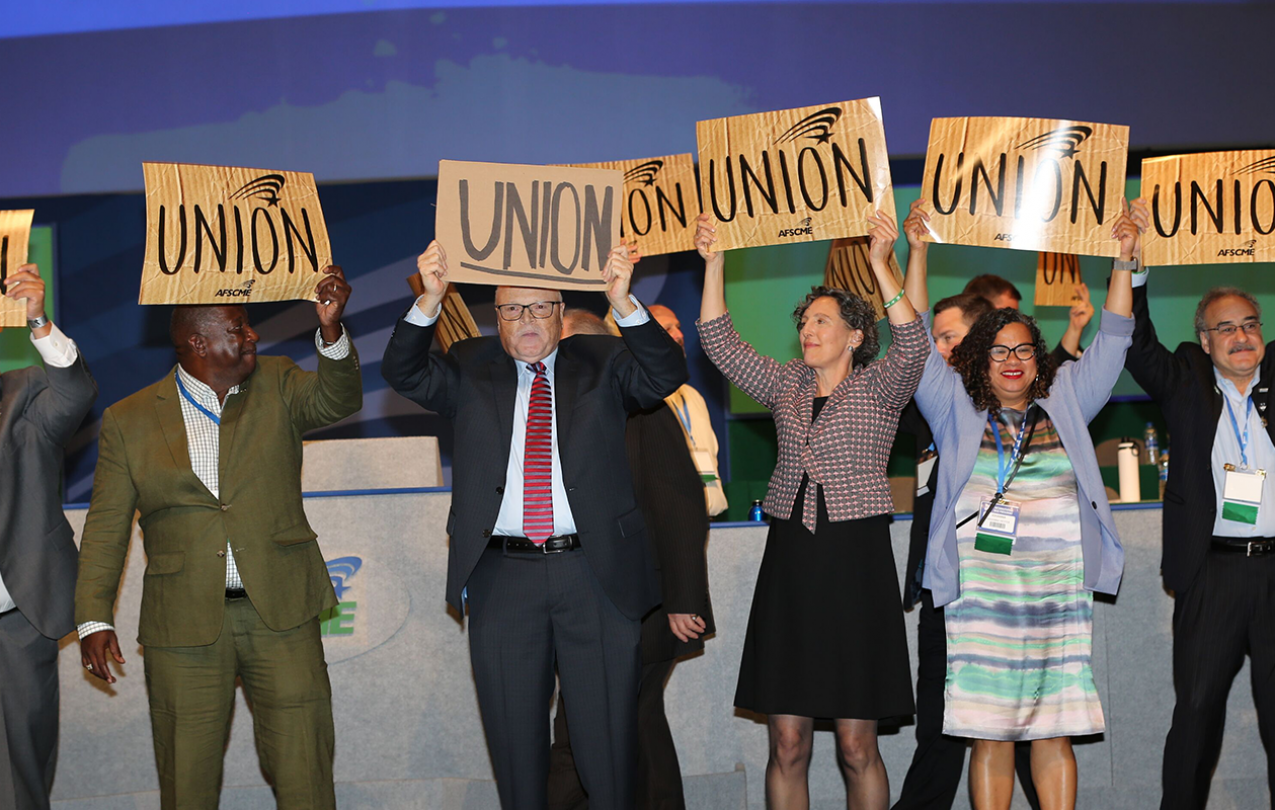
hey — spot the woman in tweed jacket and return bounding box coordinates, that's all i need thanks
[694,212,928,810]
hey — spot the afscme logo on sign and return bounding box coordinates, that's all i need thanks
[214,278,256,298]
[321,556,363,636]
[1218,240,1259,257]
[778,217,814,238]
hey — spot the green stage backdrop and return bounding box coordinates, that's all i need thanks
[0,226,55,372]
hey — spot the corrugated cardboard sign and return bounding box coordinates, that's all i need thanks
[406,276,482,352]
[1141,150,1275,266]
[824,237,905,322]
[697,98,895,251]
[139,163,332,305]
[0,209,35,327]
[570,154,699,258]
[919,117,1129,258]
[1034,252,1083,307]
[435,160,623,292]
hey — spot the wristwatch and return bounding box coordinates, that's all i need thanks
[27,313,49,330]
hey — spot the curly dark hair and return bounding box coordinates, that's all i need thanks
[950,308,1057,415]
[791,286,880,368]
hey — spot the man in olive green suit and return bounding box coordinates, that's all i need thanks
[75,267,362,810]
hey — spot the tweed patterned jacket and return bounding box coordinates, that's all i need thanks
[697,312,929,530]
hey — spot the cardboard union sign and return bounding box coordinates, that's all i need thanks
[436,160,622,292]
[697,98,895,251]
[920,117,1129,258]
[571,154,700,258]
[1035,252,1083,307]
[140,163,333,305]
[1142,150,1275,266]
[824,237,904,323]
[406,276,481,352]
[0,209,35,327]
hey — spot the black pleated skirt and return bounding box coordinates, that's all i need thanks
[734,478,915,720]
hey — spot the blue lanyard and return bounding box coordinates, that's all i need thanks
[1225,395,1254,468]
[175,372,221,426]
[671,393,694,446]
[990,409,1030,494]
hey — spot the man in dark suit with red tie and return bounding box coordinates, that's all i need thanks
[381,241,688,810]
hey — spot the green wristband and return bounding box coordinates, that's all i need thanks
[883,289,906,309]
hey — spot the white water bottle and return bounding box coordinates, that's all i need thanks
[1117,439,1141,503]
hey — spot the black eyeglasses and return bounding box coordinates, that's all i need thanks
[988,343,1037,362]
[494,301,563,321]
[1203,321,1263,337]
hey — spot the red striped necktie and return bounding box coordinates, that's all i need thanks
[523,362,554,542]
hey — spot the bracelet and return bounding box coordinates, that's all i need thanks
[883,289,906,309]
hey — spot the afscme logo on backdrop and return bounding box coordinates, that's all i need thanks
[321,556,363,636]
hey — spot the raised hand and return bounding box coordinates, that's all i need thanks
[1069,282,1094,330]
[601,244,637,318]
[415,241,449,316]
[694,213,724,274]
[1112,198,1148,262]
[902,198,931,252]
[315,265,352,343]
[866,211,899,268]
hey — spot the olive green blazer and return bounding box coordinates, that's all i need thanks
[75,350,362,647]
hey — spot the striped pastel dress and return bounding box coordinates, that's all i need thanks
[943,408,1105,741]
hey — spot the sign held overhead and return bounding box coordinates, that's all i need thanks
[1034,252,1083,307]
[139,163,333,305]
[570,153,700,258]
[824,237,904,323]
[696,98,895,251]
[919,116,1129,257]
[1141,150,1275,266]
[0,209,35,327]
[435,160,622,292]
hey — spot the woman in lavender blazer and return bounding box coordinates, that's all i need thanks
[695,212,927,810]
[913,206,1143,810]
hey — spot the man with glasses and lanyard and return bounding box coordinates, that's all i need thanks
[381,241,687,809]
[1121,200,1275,809]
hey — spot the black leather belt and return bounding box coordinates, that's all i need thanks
[1211,537,1275,557]
[489,534,581,554]
[225,588,248,599]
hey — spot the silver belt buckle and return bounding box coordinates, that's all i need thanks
[1249,541,1255,557]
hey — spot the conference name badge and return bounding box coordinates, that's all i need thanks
[692,448,720,486]
[975,499,1021,556]
[1222,464,1265,525]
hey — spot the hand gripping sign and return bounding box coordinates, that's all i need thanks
[696,98,895,251]
[918,116,1129,258]
[139,163,333,305]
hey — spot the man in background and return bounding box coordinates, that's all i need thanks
[550,307,714,810]
[0,265,97,810]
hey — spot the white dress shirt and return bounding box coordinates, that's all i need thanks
[76,328,350,638]
[1211,367,1275,538]
[0,324,79,614]
[404,294,648,538]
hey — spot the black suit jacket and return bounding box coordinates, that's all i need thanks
[898,400,935,609]
[627,403,715,663]
[1125,283,1275,593]
[381,312,689,620]
[0,354,97,639]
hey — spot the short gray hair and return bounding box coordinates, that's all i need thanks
[1195,287,1262,339]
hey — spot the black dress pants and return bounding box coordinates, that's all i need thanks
[549,658,683,810]
[1162,549,1275,810]
[0,609,60,810]
[892,591,1040,810]
[468,547,642,810]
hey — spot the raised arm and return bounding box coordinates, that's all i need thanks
[603,245,689,408]
[865,211,916,325]
[381,243,462,418]
[1057,281,1095,358]
[694,213,785,410]
[1114,198,1186,400]
[286,266,363,432]
[902,199,931,314]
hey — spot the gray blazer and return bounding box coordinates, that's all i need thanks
[0,355,97,639]
[915,308,1133,608]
